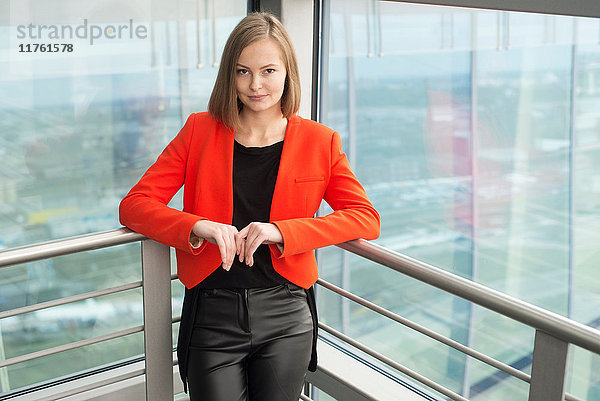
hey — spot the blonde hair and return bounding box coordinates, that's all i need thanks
[208,12,301,131]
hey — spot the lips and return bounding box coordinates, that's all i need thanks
[248,95,267,101]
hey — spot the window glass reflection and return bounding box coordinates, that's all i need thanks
[0,0,245,393]
[321,1,600,399]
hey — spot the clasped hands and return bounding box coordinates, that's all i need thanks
[191,220,283,271]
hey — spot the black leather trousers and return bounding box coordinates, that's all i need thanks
[186,283,314,401]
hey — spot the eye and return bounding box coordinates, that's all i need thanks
[237,68,249,75]
[264,68,276,74]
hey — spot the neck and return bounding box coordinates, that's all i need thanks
[238,107,287,140]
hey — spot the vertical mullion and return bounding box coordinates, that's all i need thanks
[567,18,578,321]
[463,10,479,398]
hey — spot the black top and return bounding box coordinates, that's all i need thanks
[197,139,289,288]
[177,138,319,393]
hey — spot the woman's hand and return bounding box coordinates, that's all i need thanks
[236,222,283,267]
[192,220,239,271]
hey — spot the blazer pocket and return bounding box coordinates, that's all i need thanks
[294,176,327,216]
[295,176,325,183]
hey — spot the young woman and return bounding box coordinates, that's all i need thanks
[119,12,380,401]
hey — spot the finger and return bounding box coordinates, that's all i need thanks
[239,231,246,262]
[238,238,245,263]
[214,234,230,271]
[241,225,254,265]
[242,227,256,265]
[225,229,236,268]
[235,238,241,262]
[237,225,249,238]
[230,228,238,266]
[244,233,264,267]
[235,231,245,260]
[245,240,254,267]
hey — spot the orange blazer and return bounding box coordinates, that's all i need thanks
[119,112,380,289]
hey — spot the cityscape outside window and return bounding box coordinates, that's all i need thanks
[0,0,246,392]
[317,1,600,400]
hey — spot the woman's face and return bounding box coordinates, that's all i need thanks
[235,38,287,116]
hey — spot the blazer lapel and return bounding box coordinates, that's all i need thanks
[270,115,302,222]
[204,121,234,225]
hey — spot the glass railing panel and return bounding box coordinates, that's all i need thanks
[1,287,143,354]
[467,305,533,399]
[0,243,140,313]
[311,386,337,401]
[317,252,536,398]
[566,346,600,401]
[466,356,530,400]
[0,245,144,394]
[0,311,144,392]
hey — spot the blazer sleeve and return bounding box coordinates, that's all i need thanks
[118,113,208,255]
[271,130,380,258]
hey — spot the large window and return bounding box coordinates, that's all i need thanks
[318,1,600,399]
[0,0,246,393]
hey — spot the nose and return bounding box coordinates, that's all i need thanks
[250,74,262,91]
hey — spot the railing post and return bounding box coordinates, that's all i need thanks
[142,240,173,401]
[528,330,569,401]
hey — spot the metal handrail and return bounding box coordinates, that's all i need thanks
[0,229,173,401]
[336,239,600,355]
[0,325,144,369]
[317,278,531,383]
[0,281,143,320]
[319,322,468,401]
[4,228,596,355]
[0,228,145,268]
[5,228,595,353]
[1,229,599,400]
